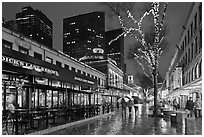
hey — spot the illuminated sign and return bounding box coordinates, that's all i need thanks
[74,77,94,85]
[2,56,59,76]
[93,48,104,54]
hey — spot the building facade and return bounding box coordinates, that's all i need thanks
[163,2,202,108]
[85,58,124,105]
[105,28,126,75]
[63,12,106,61]
[16,6,52,48]
[2,26,107,111]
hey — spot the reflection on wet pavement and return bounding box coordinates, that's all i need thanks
[47,104,202,135]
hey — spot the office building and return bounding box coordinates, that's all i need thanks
[16,6,52,48]
[105,28,125,74]
[63,12,106,61]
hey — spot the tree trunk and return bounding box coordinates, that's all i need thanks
[153,68,158,116]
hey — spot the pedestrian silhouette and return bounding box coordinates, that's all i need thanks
[194,97,202,118]
[127,100,133,115]
[121,98,127,116]
[185,97,194,117]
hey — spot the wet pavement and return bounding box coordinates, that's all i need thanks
[46,104,202,135]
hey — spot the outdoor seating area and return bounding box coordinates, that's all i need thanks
[2,104,114,135]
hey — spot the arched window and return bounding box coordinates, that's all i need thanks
[191,68,194,81]
[199,60,202,77]
[194,64,198,79]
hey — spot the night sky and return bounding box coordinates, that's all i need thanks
[2,2,193,82]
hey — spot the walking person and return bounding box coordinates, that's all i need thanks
[133,99,139,114]
[194,97,202,118]
[127,100,133,115]
[116,101,119,109]
[173,99,178,111]
[185,97,194,118]
[121,98,127,116]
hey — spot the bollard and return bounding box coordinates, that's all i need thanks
[176,112,187,124]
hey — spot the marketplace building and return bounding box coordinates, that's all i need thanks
[2,25,140,135]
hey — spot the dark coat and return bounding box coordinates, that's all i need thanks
[185,100,194,110]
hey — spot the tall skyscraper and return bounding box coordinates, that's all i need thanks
[105,28,126,75]
[16,6,52,48]
[63,12,106,61]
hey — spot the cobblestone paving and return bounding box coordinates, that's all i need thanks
[47,104,202,135]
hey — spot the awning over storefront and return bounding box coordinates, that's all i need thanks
[165,78,202,98]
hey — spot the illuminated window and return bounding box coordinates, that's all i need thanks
[45,57,53,64]
[70,22,76,25]
[2,40,12,49]
[19,46,29,55]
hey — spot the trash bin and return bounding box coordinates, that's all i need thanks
[171,113,177,123]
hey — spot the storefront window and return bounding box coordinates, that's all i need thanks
[52,80,61,87]
[33,89,39,108]
[70,92,74,106]
[20,88,27,108]
[2,74,28,110]
[46,90,52,108]
[35,77,48,85]
[84,94,88,105]
[53,91,58,107]
[5,87,17,109]
[66,83,71,89]
[65,90,69,106]
[59,91,64,106]
[39,89,46,107]
[81,94,84,105]
[91,94,95,105]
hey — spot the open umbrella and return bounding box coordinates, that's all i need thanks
[117,97,129,103]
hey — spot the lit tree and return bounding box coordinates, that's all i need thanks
[137,72,163,102]
[101,2,168,116]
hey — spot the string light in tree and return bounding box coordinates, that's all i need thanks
[108,2,168,79]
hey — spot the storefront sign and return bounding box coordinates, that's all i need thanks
[2,56,59,76]
[74,77,94,85]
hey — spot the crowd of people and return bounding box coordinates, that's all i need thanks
[117,98,137,116]
[169,97,202,118]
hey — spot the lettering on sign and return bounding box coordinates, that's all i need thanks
[2,56,59,76]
